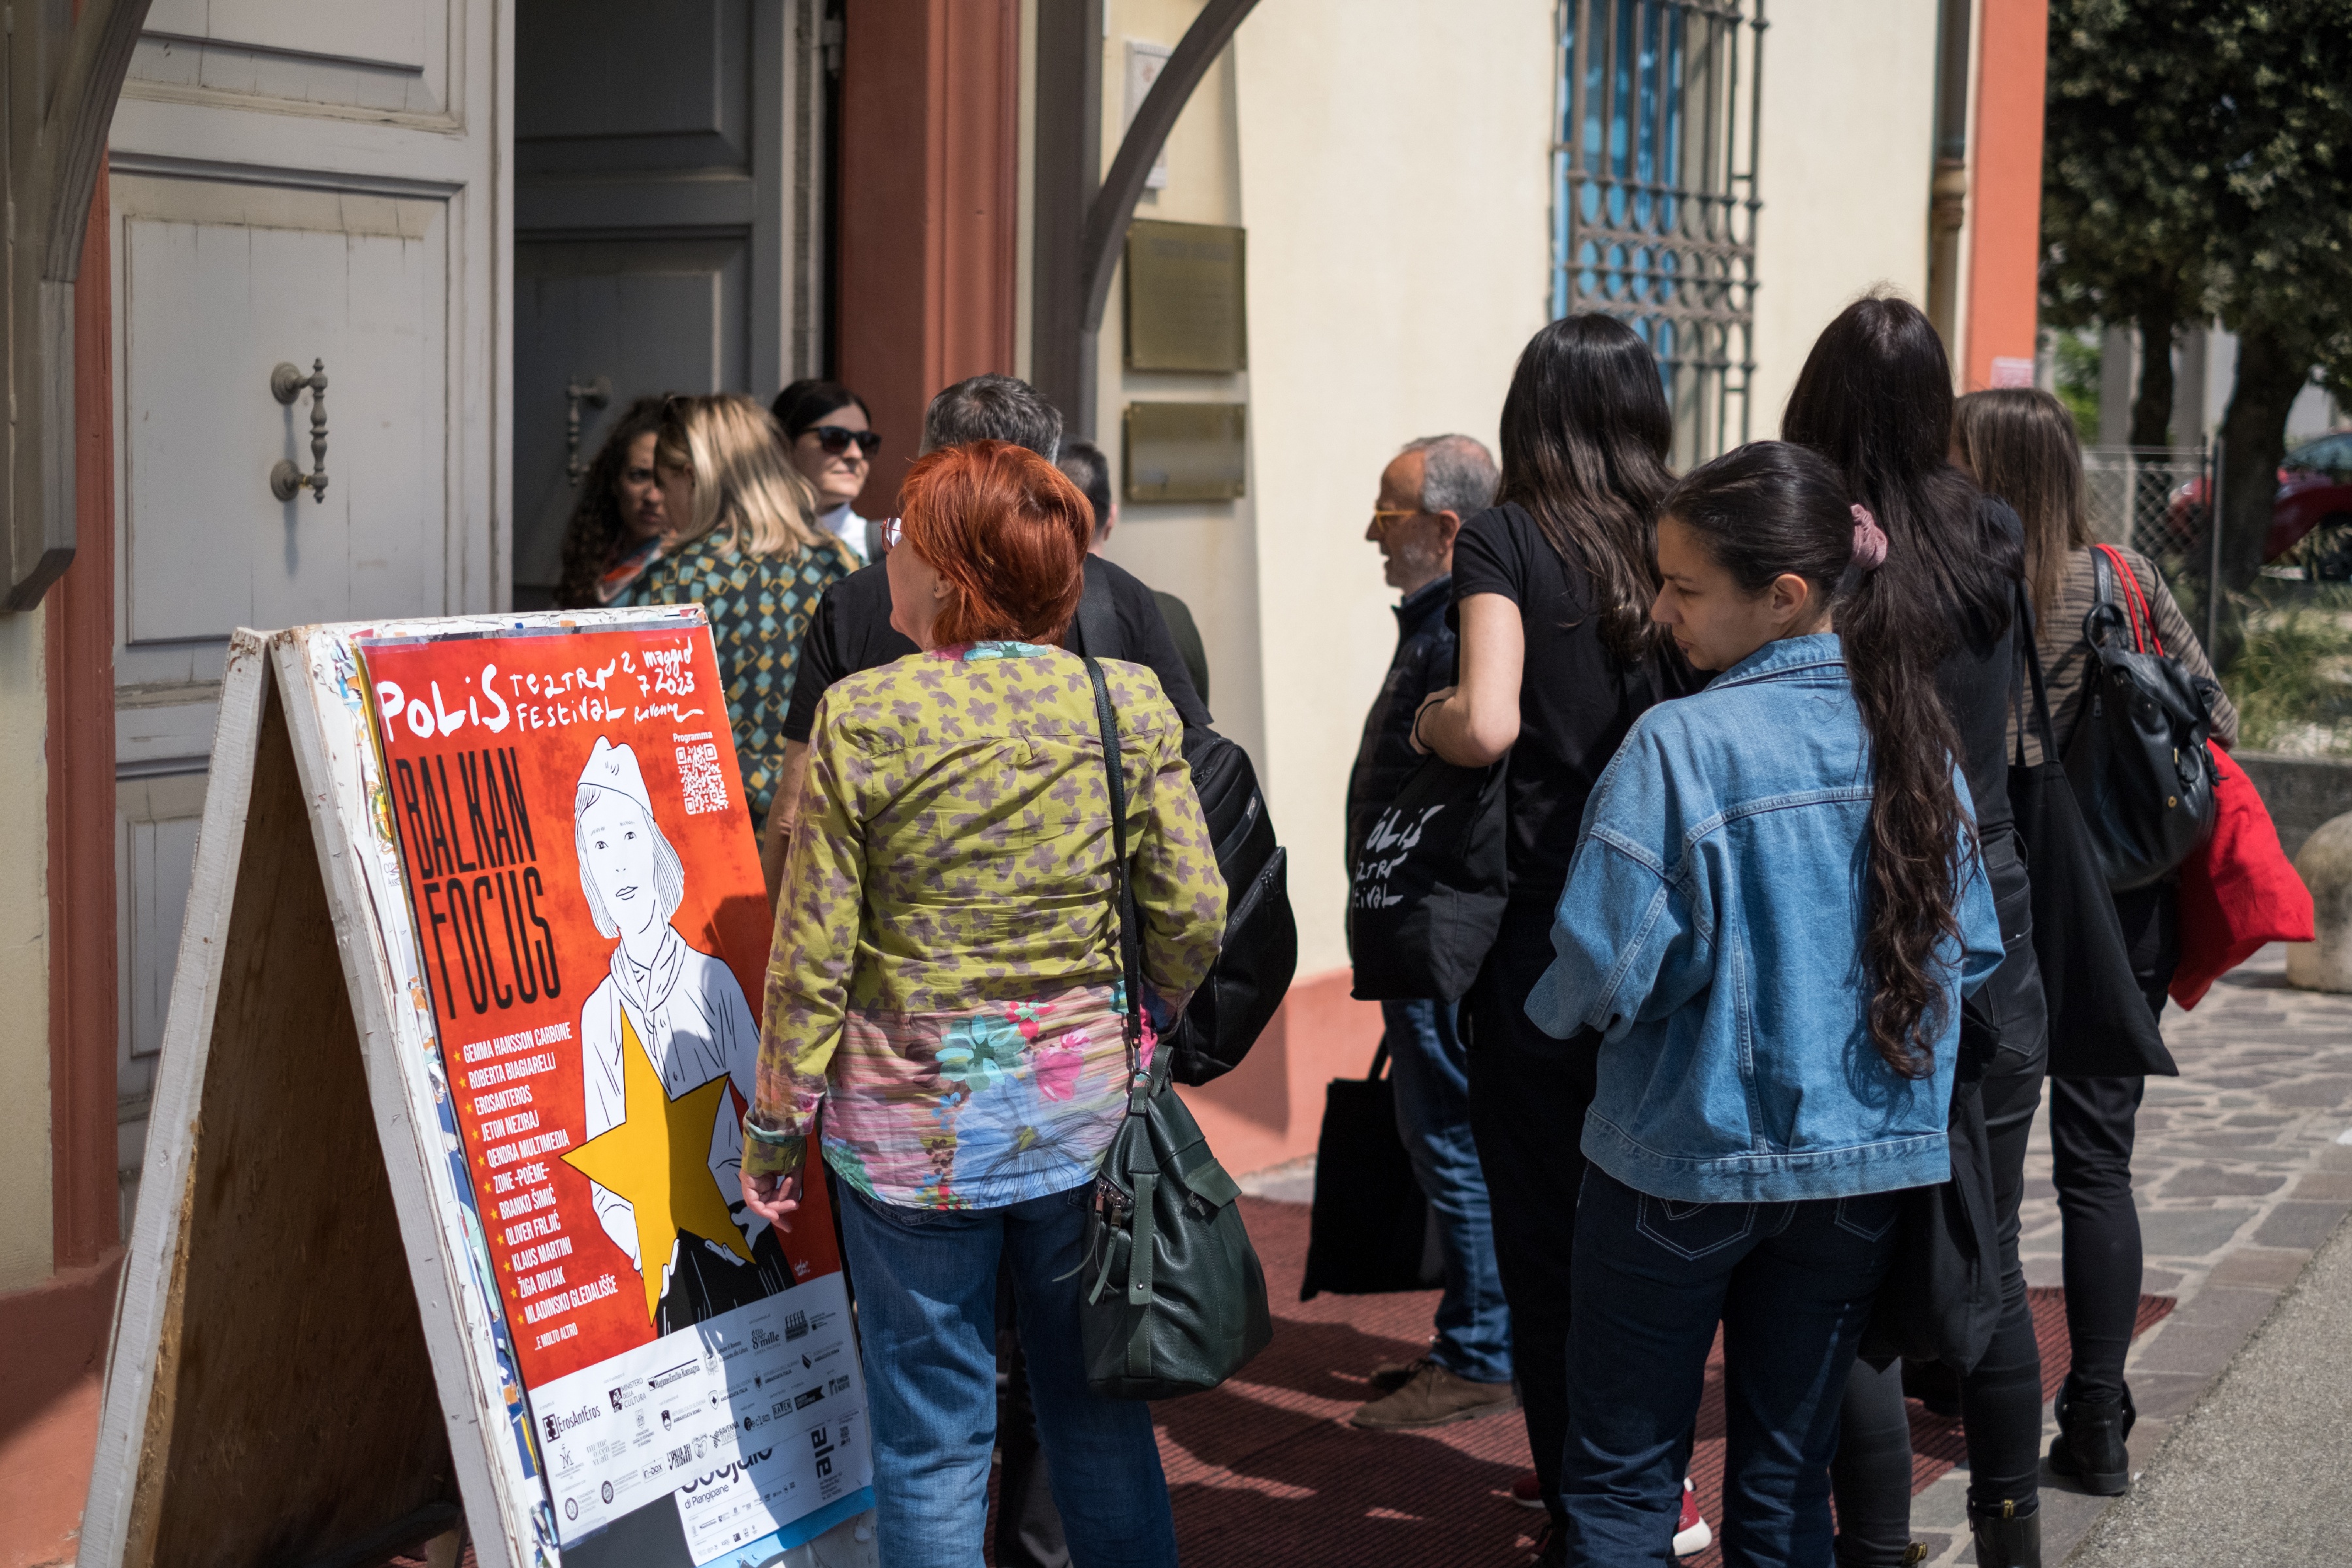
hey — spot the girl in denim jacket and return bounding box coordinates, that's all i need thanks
[1526,442,2005,1567]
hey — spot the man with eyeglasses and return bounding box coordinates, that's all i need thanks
[1343,433,1520,1434]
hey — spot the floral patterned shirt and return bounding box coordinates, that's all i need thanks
[745,642,1227,1209]
[622,531,857,825]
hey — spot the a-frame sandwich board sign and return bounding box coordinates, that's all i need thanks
[80,612,876,1568]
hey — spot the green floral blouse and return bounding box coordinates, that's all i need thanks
[621,531,857,823]
[744,643,1228,1207]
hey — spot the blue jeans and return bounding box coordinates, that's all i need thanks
[1383,998,1512,1383]
[837,1180,1178,1568]
[1565,1166,1901,1568]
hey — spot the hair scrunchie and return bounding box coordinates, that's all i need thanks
[1850,504,1889,571]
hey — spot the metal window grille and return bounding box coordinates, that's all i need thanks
[1553,0,1765,468]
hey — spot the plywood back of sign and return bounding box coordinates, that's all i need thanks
[119,677,459,1568]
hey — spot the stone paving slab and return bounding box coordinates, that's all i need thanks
[2065,1204,2352,1566]
[1914,945,2352,1566]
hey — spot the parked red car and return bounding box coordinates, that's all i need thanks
[2166,433,2352,579]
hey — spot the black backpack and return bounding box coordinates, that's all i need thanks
[2063,545,2221,890]
[1077,574,1297,1086]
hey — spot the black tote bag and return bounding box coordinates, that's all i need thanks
[1347,753,1508,1003]
[1859,1070,2003,1374]
[2012,591,2178,1079]
[1300,1042,1445,1299]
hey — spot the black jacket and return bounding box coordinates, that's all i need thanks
[1345,574,1457,873]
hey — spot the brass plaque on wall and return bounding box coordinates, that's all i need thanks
[1124,402,1247,502]
[1124,220,1248,372]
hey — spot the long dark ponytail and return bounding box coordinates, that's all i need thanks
[1495,314,1676,661]
[1665,442,1968,1077]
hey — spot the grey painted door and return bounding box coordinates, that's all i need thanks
[106,0,505,1230]
[511,0,830,605]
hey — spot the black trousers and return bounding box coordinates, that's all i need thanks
[2050,883,2178,1403]
[1832,849,2050,1561]
[996,1265,1071,1568]
[1830,1053,2048,1563]
[1465,906,1601,1535]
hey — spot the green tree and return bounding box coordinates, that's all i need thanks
[2044,0,2352,649]
[2042,0,2211,449]
[2197,5,2352,604]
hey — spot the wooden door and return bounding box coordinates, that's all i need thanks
[105,0,504,1226]
[510,0,830,606]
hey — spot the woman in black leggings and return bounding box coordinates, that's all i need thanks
[1789,301,2051,1568]
[1952,387,2238,1493]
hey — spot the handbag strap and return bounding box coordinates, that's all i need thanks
[1085,657,1152,1092]
[2012,581,2061,766]
[2092,543,2163,656]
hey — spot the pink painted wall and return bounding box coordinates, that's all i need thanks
[1177,968,1384,1175]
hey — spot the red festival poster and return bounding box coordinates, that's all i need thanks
[359,617,872,1561]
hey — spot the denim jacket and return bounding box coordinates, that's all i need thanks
[1526,634,2006,1205]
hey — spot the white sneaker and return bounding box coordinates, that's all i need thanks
[1674,1477,1712,1558]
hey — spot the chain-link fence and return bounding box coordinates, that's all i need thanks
[2080,444,2220,645]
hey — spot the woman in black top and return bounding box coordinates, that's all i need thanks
[1788,297,2050,1568]
[1413,315,1696,1560]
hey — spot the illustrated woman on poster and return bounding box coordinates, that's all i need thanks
[575,736,794,1330]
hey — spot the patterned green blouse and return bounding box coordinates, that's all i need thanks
[621,531,857,824]
[743,644,1228,1205]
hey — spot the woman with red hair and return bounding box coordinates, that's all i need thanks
[739,440,1225,1565]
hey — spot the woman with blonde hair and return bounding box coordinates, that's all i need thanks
[622,393,857,842]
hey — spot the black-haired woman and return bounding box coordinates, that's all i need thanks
[774,378,882,560]
[1955,387,2238,1503]
[1534,440,2004,1565]
[1412,314,1703,1558]
[1788,295,2051,1568]
[555,396,674,609]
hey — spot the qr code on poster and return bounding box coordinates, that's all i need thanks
[676,741,727,815]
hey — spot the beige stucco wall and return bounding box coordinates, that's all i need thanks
[1232,1,1555,976]
[1748,0,1941,434]
[0,610,51,1294]
[1094,0,1269,787]
[1094,1,1938,980]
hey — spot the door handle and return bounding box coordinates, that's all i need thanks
[566,375,612,485]
[269,359,329,503]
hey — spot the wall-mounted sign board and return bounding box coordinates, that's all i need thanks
[1124,402,1248,503]
[79,610,877,1568]
[1124,220,1247,373]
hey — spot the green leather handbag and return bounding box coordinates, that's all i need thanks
[1078,659,1273,1399]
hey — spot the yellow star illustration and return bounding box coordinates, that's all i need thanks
[563,1012,754,1323]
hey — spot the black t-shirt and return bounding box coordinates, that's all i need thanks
[1450,502,1696,910]
[1934,497,2026,841]
[782,554,1213,743]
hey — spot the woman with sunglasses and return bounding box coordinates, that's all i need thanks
[621,394,859,837]
[774,378,883,559]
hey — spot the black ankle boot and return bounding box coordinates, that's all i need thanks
[2050,1378,2136,1495]
[1967,1499,2042,1568]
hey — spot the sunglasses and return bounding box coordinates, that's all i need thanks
[808,425,881,457]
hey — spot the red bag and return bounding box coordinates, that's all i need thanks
[2170,743,2315,1007]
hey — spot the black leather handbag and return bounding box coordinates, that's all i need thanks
[2063,545,2220,890]
[1347,753,1508,1003]
[2012,589,2178,1079]
[1076,659,1273,1400]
